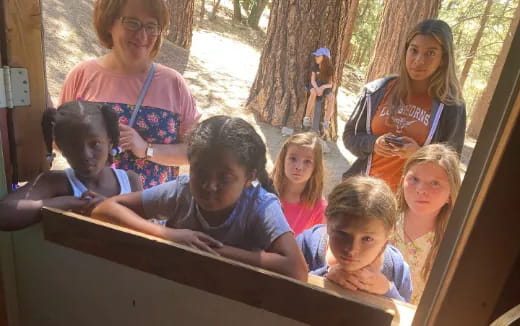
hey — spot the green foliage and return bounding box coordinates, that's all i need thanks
[440,0,519,115]
[240,0,251,12]
[348,0,384,70]
[240,0,262,13]
[346,0,518,116]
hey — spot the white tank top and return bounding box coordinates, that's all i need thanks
[64,168,132,197]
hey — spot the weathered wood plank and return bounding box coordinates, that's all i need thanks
[428,87,520,326]
[415,20,520,326]
[42,208,396,326]
[0,232,20,326]
[5,0,48,181]
[0,2,13,324]
[308,275,416,326]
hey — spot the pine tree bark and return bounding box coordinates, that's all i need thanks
[167,0,195,50]
[209,0,221,20]
[200,0,206,21]
[459,0,494,88]
[365,0,441,82]
[233,0,242,23]
[467,3,520,138]
[246,0,359,139]
[242,0,251,12]
[248,0,269,29]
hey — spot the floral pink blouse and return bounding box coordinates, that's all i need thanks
[391,215,435,305]
[59,60,200,188]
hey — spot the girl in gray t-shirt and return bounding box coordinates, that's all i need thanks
[93,115,308,281]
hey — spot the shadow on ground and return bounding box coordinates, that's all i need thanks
[195,7,267,52]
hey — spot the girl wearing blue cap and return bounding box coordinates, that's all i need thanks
[303,47,334,132]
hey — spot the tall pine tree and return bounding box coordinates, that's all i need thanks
[365,0,441,82]
[246,0,359,139]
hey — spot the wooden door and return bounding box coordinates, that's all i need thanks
[2,0,48,184]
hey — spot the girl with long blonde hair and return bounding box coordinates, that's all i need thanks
[343,19,466,192]
[392,144,461,304]
[272,132,327,235]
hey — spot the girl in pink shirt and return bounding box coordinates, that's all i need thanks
[272,132,327,235]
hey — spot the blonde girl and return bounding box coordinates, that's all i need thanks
[343,19,465,192]
[272,132,327,235]
[392,144,461,304]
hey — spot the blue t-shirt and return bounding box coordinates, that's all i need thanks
[296,224,413,302]
[142,175,292,251]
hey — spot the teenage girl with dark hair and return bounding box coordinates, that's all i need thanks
[93,115,308,280]
[303,47,335,132]
[0,101,142,231]
[343,19,465,191]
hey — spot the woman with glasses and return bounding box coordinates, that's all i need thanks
[59,0,200,188]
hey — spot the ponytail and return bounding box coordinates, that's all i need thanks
[256,167,276,195]
[99,103,120,163]
[47,101,120,165]
[41,108,57,166]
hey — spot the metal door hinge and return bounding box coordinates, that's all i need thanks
[0,66,30,108]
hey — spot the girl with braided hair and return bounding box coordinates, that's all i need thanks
[0,101,142,230]
[93,115,308,281]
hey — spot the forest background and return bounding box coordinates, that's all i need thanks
[43,0,520,196]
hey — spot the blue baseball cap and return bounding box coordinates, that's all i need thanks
[312,47,331,59]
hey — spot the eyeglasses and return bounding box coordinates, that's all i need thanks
[120,17,162,36]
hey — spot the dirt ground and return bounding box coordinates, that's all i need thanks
[42,0,474,196]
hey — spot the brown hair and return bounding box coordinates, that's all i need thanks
[272,132,324,206]
[318,55,334,84]
[389,19,464,119]
[93,0,170,59]
[326,176,397,233]
[396,144,461,280]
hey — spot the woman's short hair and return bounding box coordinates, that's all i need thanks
[93,0,170,59]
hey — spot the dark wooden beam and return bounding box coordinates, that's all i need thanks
[0,266,7,326]
[5,0,48,181]
[0,0,11,322]
[414,19,520,326]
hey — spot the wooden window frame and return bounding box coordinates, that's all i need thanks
[0,1,519,325]
[41,207,416,326]
[412,20,520,326]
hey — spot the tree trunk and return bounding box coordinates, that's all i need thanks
[346,44,356,64]
[459,0,494,88]
[233,0,242,23]
[467,3,520,138]
[248,0,269,29]
[246,0,359,140]
[200,0,206,21]
[242,0,251,12]
[209,0,221,20]
[167,0,195,50]
[365,0,441,82]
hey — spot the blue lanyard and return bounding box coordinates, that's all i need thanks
[128,63,156,127]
